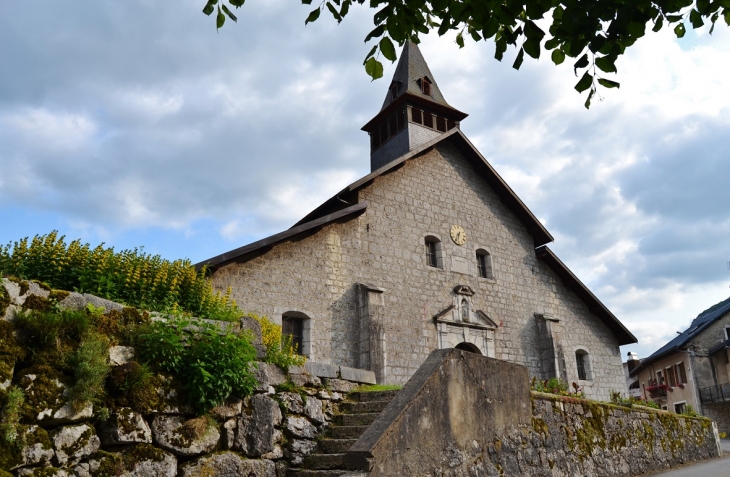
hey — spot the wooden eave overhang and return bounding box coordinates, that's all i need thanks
[361,92,468,132]
[194,202,368,272]
[297,129,553,247]
[535,245,637,346]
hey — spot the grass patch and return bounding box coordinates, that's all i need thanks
[67,331,111,411]
[0,386,25,443]
[353,384,402,392]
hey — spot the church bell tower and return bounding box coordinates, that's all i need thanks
[362,41,468,172]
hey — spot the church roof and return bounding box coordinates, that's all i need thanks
[630,295,730,376]
[380,41,452,111]
[294,128,554,246]
[362,42,468,132]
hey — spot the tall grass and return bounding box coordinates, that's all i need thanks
[0,231,239,320]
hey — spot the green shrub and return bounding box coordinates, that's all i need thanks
[0,231,241,320]
[0,387,24,443]
[137,318,257,414]
[530,376,585,398]
[67,332,111,411]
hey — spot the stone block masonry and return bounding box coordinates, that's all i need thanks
[213,141,627,401]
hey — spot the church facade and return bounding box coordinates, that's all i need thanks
[197,43,636,401]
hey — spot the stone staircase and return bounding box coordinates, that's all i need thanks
[287,389,400,477]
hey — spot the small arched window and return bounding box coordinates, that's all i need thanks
[476,249,493,279]
[424,236,442,269]
[282,311,310,356]
[576,349,591,381]
[461,298,469,322]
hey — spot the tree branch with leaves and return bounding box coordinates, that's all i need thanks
[203,0,729,108]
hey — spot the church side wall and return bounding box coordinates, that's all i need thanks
[211,142,625,401]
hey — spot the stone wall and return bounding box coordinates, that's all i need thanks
[0,279,374,477]
[212,141,627,401]
[345,349,721,477]
[703,402,730,435]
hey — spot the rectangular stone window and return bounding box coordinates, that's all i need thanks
[282,316,304,356]
[425,240,438,268]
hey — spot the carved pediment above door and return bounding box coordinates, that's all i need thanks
[475,310,498,330]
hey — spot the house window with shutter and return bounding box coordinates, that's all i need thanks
[675,362,687,384]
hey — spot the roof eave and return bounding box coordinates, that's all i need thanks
[194,202,368,272]
[361,92,468,132]
[535,245,638,346]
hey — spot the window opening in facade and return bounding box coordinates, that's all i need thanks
[656,370,664,385]
[725,325,730,341]
[674,402,686,414]
[436,116,447,132]
[421,77,431,95]
[282,315,304,356]
[461,298,469,322]
[666,366,677,387]
[389,83,398,101]
[576,350,589,380]
[425,238,439,268]
[370,107,408,152]
[476,250,493,279]
[423,112,433,129]
[675,362,687,383]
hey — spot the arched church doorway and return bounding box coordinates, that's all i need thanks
[455,342,482,354]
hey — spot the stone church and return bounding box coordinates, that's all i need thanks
[197,42,637,401]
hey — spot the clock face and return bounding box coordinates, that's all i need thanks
[450,225,466,245]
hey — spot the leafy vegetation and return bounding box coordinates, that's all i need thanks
[0,231,240,320]
[251,314,306,368]
[208,0,729,107]
[0,387,24,443]
[531,376,585,398]
[137,317,258,414]
[610,390,660,409]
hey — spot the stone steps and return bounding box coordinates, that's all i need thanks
[287,389,399,477]
[332,412,380,426]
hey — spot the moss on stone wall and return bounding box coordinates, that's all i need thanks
[0,285,10,316]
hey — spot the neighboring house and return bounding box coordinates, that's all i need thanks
[630,296,730,431]
[196,42,637,401]
[623,352,641,398]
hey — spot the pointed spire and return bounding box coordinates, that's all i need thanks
[362,41,468,172]
[380,41,453,111]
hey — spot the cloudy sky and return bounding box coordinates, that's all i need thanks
[1,0,728,359]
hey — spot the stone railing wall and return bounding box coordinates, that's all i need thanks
[0,278,376,477]
[344,349,722,477]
